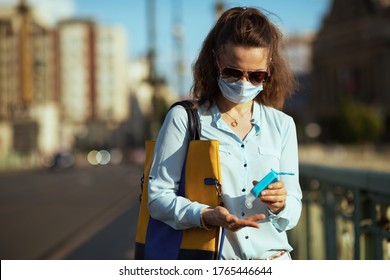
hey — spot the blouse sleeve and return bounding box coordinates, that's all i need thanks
[147,106,209,230]
[268,117,303,231]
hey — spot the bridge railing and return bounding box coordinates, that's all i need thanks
[288,163,390,260]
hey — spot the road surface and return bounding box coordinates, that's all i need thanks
[0,163,143,260]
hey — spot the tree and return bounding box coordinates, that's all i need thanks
[336,97,384,143]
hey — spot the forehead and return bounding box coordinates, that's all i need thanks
[218,42,269,69]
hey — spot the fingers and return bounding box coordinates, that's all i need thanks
[266,181,286,191]
[260,181,286,197]
[204,206,267,232]
[260,181,287,214]
[226,214,266,232]
[246,213,266,222]
[225,213,239,224]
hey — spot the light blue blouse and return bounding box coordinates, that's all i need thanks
[148,101,302,260]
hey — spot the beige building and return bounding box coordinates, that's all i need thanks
[57,19,96,124]
[57,19,129,150]
[95,25,128,123]
[0,1,60,165]
[58,20,129,123]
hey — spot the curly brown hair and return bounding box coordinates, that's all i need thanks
[191,7,296,110]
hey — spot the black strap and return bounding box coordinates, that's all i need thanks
[169,100,201,140]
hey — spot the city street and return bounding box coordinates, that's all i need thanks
[0,162,143,260]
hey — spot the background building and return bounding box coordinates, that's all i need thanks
[57,19,129,151]
[310,0,390,142]
[0,1,59,166]
[95,25,128,123]
[0,1,145,169]
[0,0,178,170]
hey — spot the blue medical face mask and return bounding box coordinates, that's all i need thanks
[217,77,263,104]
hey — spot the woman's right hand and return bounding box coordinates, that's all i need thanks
[201,206,265,232]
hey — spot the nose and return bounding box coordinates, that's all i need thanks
[241,72,250,82]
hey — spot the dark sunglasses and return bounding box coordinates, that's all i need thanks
[220,67,269,85]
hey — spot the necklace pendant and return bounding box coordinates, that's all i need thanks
[231,120,238,127]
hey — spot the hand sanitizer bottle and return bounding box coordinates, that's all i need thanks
[245,169,294,209]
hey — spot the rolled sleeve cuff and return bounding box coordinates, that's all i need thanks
[184,202,210,228]
[268,207,290,231]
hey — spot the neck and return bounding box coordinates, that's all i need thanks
[217,97,253,116]
[217,98,254,128]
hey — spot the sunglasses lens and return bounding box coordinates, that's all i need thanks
[221,67,268,85]
[249,71,268,85]
[221,68,243,82]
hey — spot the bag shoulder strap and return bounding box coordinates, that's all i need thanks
[169,100,200,141]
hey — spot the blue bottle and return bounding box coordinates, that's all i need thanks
[245,169,294,209]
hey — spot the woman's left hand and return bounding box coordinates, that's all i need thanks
[254,180,287,214]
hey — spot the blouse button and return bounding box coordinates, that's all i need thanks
[244,163,247,167]
[241,188,246,192]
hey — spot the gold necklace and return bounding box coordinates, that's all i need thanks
[223,104,253,127]
[224,111,239,127]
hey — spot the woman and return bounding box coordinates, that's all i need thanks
[148,6,302,260]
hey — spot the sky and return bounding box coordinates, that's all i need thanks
[0,0,332,94]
